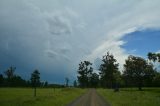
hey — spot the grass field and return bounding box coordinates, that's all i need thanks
[97,88,160,106]
[0,88,87,106]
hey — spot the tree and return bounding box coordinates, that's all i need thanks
[152,71,160,87]
[147,52,160,87]
[143,63,155,87]
[148,52,160,62]
[11,75,27,87]
[90,73,99,88]
[77,61,93,88]
[65,77,69,87]
[44,81,48,87]
[113,71,121,91]
[4,66,16,86]
[0,74,4,87]
[99,52,119,88]
[73,80,77,87]
[123,55,155,90]
[4,67,16,79]
[148,52,157,62]
[30,69,40,97]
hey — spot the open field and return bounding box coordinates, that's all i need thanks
[1,87,160,106]
[0,88,87,106]
[97,88,160,106]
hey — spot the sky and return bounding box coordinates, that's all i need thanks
[0,0,160,84]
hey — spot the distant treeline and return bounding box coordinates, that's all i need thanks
[77,52,160,90]
[0,67,64,88]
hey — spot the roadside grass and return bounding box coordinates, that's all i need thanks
[0,88,86,106]
[97,87,160,106]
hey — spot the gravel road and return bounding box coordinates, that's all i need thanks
[67,89,110,106]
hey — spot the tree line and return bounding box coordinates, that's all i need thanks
[0,67,71,88]
[0,67,49,88]
[1,51,160,91]
[77,52,160,90]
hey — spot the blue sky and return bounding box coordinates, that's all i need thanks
[122,29,160,57]
[0,0,160,84]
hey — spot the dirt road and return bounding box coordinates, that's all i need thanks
[67,89,110,106]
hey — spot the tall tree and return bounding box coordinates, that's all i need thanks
[147,52,160,87]
[31,69,40,97]
[123,55,155,90]
[4,66,16,80]
[77,61,93,88]
[44,81,48,87]
[152,71,160,87]
[0,74,4,87]
[4,66,16,86]
[73,80,77,87]
[90,73,99,88]
[99,52,119,88]
[113,71,121,91]
[65,77,69,87]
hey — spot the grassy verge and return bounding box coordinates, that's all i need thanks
[0,88,87,106]
[97,88,160,106]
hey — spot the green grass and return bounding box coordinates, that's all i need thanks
[97,88,160,106]
[0,88,87,106]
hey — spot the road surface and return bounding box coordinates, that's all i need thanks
[67,89,110,106]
